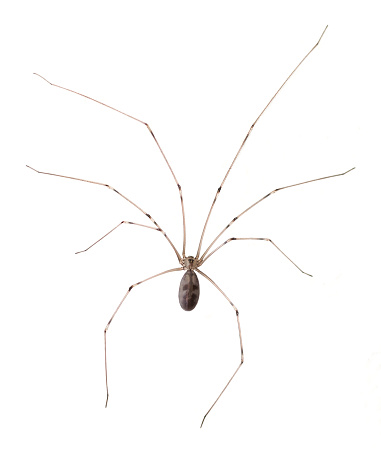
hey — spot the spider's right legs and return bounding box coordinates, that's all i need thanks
[104,267,183,407]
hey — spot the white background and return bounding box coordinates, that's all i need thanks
[1,1,380,450]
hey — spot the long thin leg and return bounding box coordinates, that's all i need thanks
[33,73,187,258]
[202,237,312,276]
[200,167,355,261]
[75,220,161,254]
[196,26,328,260]
[195,269,244,428]
[104,267,183,408]
[26,165,181,262]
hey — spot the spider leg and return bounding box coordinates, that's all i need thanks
[104,266,183,408]
[200,167,355,261]
[195,269,244,428]
[196,26,328,259]
[33,73,187,258]
[26,165,181,262]
[202,237,312,277]
[76,221,165,254]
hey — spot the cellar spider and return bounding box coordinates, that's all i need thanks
[28,25,354,428]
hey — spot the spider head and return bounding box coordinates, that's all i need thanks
[181,256,200,270]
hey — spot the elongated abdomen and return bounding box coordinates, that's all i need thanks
[179,270,200,311]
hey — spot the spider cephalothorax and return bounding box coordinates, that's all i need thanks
[180,255,199,270]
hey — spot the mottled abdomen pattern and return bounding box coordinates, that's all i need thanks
[178,270,200,311]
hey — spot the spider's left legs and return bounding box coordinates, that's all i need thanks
[75,221,163,254]
[104,267,183,408]
[195,269,244,428]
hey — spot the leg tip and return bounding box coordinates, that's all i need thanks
[200,415,206,428]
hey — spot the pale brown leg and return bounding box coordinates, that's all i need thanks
[104,267,183,408]
[202,237,312,277]
[33,74,187,258]
[200,167,355,261]
[75,221,162,254]
[195,269,244,428]
[26,165,181,262]
[196,26,328,260]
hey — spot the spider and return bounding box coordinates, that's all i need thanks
[28,25,354,428]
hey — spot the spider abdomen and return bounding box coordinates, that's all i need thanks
[179,270,200,311]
